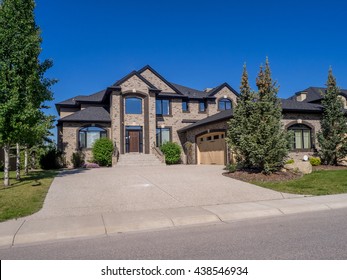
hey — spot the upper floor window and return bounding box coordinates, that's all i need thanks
[182,100,189,112]
[156,99,170,115]
[79,126,107,149]
[218,98,232,111]
[125,97,142,114]
[288,124,312,150]
[199,100,206,112]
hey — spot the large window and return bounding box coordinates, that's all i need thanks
[218,98,232,111]
[156,127,170,147]
[288,124,312,150]
[79,126,107,149]
[199,100,206,112]
[125,97,142,114]
[156,99,170,115]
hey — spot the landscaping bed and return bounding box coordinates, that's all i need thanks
[224,167,347,196]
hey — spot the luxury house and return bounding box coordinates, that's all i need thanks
[56,65,347,167]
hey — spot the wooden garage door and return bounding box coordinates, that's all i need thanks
[197,132,226,165]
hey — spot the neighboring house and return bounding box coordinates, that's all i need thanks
[56,65,347,167]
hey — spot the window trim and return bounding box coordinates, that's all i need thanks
[199,100,207,113]
[182,100,189,113]
[156,98,171,116]
[156,127,171,147]
[218,98,232,111]
[78,126,107,149]
[125,96,142,114]
[288,124,313,151]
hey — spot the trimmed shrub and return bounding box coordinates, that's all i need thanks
[309,157,321,166]
[226,163,238,173]
[39,148,63,170]
[92,138,114,166]
[160,142,181,164]
[71,151,85,168]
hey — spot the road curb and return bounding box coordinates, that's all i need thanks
[1,194,346,247]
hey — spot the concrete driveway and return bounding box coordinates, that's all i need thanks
[30,165,298,219]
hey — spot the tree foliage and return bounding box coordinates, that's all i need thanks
[317,69,347,165]
[0,0,55,185]
[227,58,289,174]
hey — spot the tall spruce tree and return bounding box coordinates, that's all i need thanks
[0,0,55,186]
[228,58,289,174]
[317,68,347,165]
[227,64,256,167]
[252,58,289,173]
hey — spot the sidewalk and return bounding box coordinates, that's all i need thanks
[1,193,347,248]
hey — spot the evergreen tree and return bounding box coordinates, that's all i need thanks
[227,64,256,167]
[252,58,289,173]
[0,0,55,186]
[317,68,347,165]
[227,58,289,174]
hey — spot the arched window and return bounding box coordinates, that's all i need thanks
[125,97,142,114]
[288,124,312,150]
[79,126,107,149]
[218,98,232,111]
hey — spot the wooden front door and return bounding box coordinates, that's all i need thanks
[129,130,140,152]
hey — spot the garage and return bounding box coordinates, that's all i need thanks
[197,131,226,165]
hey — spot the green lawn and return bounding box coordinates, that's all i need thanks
[253,170,347,196]
[0,170,57,222]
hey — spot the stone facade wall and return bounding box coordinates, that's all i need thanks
[61,122,111,167]
[282,112,322,148]
[140,69,176,93]
[120,75,150,94]
[60,107,79,118]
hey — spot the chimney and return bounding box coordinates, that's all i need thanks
[204,88,213,93]
[296,91,307,102]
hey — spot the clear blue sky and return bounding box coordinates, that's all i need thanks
[35,0,347,123]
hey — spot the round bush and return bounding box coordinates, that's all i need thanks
[309,157,321,166]
[40,148,63,170]
[92,138,114,166]
[160,142,181,164]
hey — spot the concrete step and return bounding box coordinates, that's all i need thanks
[117,153,165,166]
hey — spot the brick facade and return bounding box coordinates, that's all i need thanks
[56,65,330,167]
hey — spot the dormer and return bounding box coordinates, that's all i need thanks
[338,95,347,109]
[296,91,307,102]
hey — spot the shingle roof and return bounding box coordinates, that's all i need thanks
[58,107,111,123]
[178,98,324,133]
[280,99,323,112]
[56,90,107,107]
[170,83,208,99]
[289,87,347,103]
[178,109,233,132]
[75,89,107,103]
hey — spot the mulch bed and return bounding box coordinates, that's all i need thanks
[223,169,302,182]
[312,165,347,171]
[224,165,347,183]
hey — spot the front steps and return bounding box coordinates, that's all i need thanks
[116,153,165,166]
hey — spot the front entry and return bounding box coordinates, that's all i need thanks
[129,131,140,152]
[125,126,143,153]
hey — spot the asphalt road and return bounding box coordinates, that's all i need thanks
[1,208,347,259]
